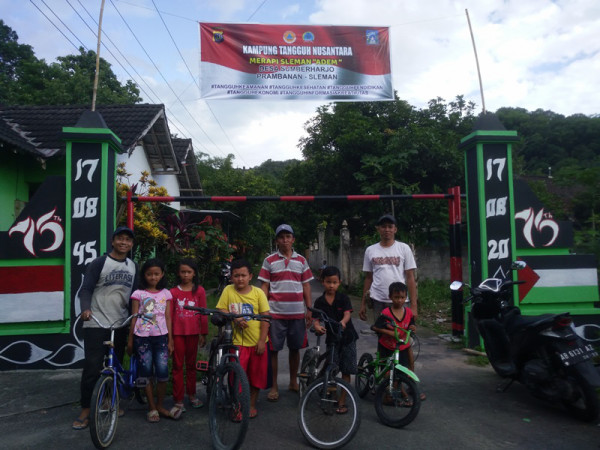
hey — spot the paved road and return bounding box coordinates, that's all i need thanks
[1,280,599,448]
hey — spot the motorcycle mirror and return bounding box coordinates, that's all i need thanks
[450,281,463,291]
[511,260,526,270]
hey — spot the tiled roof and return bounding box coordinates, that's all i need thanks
[0,104,166,160]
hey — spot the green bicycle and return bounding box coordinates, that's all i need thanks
[355,317,421,428]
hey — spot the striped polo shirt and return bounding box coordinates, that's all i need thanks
[258,250,313,319]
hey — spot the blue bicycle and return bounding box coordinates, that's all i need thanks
[89,313,148,448]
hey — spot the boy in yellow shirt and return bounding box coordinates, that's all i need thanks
[216,258,270,418]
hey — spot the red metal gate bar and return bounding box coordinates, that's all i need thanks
[128,193,456,202]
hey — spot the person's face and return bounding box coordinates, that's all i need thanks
[112,233,134,254]
[377,222,397,241]
[390,290,407,306]
[231,266,252,291]
[276,232,295,252]
[144,266,164,289]
[178,264,195,285]
[322,274,341,295]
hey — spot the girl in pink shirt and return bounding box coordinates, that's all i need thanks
[170,258,208,410]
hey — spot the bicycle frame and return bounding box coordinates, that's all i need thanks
[367,323,420,385]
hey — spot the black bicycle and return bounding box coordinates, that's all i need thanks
[297,306,361,449]
[184,305,270,450]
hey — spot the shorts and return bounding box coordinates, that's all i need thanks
[334,340,357,375]
[238,345,269,389]
[377,343,410,367]
[372,300,390,322]
[135,334,170,382]
[269,318,307,352]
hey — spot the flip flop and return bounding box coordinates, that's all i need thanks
[335,405,348,415]
[288,385,299,393]
[72,416,89,430]
[190,397,203,409]
[165,406,183,420]
[147,410,160,423]
[267,391,279,402]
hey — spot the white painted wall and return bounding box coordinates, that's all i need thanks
[117,145,181,210]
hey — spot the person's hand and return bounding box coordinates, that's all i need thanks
[305,310,313,328]
[126,340,133,356]
[256,340,266,355]
[359,305,367,321]
[168,338,174,355]
[409,325,416,333]
[340,321,347,329]
[314,324,326,335]
[81,309,92,321]
[235,318,248,329]
[199,335,206,348]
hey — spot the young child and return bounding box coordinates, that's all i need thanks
[170,258,208,411]
[216,258,270,419]
[128,258,180,423]
[372,282,416,368]
[312,266,359,415]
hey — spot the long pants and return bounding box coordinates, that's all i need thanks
[80,327,127,408]
[172,334,200,403]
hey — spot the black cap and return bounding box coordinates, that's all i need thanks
[376,214,397,225]
[112,226,135,239]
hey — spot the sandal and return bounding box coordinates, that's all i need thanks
[249,408,258,419]
[175,402,186,413]
[147,410,160,423]
[72,416,89,430]
[267,391,279,402]
[165,406,183,420]
[335,405,348,415]
[190,397,203,409]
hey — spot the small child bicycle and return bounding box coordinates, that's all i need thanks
[355,316,421,428]
[88,313,149,449]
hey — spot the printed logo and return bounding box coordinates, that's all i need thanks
[213,30,224,43]
[283,31,296,44]
[8,208,64,256]
[515,207,559,247]
[302,31,315,42]
[366,30,380,45]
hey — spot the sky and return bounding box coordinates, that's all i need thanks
[1,0,599,168]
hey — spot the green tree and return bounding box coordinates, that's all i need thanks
[0,20,140,105]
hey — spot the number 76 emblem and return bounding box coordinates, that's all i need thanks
[8,208,64,256]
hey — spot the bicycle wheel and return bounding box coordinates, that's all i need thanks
[299,348,318,398]
[374,370,421,428]
[90,375,119,449]
[298,377,361,449]
[355,353,374,398]
[209,362,250,450]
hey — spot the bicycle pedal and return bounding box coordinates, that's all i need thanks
[298,373,309,379]
[196,360,209,371]
[135,377,148,387]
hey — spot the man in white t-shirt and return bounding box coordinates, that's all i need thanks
[359,214,418,322]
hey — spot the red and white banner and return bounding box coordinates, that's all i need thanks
[200,23,393,101]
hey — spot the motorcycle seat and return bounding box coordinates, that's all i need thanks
[506,313,565,333]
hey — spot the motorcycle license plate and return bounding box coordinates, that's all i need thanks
[556,343,598,366]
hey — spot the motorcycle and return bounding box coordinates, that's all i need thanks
[214,261,231,298]
[450,261,600,421]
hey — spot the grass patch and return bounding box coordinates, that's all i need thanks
[417,279,452,334]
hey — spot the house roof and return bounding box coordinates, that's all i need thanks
[0,104,179,174]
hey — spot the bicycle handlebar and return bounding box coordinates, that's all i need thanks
[89,312,153,330]
[377,315,412,345]
[307,306,343,335]
[183,305,271,322]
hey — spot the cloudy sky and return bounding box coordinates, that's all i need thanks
[2,0,599,167]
